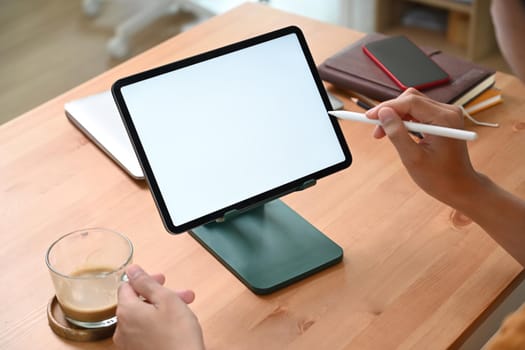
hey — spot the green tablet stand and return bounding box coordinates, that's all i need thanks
[190,199,343,294]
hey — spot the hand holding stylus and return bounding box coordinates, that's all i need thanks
[328,111,477,141]
[359,88,480,207]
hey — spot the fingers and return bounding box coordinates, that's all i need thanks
[151,273,166,286]
[366,88,462,127]
[399,87,426,98]
[176,290,196,304]
[118,272,165,304]
[126,264,166,305]
[377,107,423,165]
[118,280,139,303]
[369,93,435,123]
[373,125,386,139]
[119,265,196,306]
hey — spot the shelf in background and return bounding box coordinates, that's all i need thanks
[407,0,473,14]
[375,0,497,61]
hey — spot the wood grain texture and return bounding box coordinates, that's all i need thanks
[1,3,524,350]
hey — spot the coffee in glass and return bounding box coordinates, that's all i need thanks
[45,228,133,328]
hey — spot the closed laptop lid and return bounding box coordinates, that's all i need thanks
[65,91,144,179]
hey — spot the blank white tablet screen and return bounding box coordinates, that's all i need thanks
[120,33,346,227]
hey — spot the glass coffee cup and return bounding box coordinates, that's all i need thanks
[46,228,133,329]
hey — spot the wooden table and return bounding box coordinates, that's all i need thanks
[1,3,524,349]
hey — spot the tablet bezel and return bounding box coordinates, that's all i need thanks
[112,26,352,234]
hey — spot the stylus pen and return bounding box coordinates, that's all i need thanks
[351,97,374,110]
[351,97,423,139]
[328,110,478,141]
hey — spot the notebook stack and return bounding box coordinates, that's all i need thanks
[318,33,502,117]
[463,87,503,115]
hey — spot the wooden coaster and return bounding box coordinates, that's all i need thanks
[47,296,116,342]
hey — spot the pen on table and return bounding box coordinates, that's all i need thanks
[351,97,424,139]
[351,97,374,110]
[328,110,477,141]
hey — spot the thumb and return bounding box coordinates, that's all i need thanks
[126,264,163,304]
[378,107,421,163]
[118,281,139,304]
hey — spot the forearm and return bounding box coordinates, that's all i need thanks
[368,92,525,265]
[452,173,525,266]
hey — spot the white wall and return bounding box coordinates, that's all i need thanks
[195,0,376,32]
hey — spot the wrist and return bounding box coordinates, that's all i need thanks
[447,171,525,266]
[446,171,493,215]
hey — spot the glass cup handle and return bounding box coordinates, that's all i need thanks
[121,272,129,283]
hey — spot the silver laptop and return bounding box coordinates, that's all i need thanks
[65,91,144,179]
[64,90,342,180]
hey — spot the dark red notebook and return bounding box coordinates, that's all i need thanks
[318,33,495,105]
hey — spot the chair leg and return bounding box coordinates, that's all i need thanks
[105,0,214,59]
[83,0,103,17]
[180,1,215,20]
[107,0,173,58]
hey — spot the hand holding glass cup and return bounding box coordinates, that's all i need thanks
[46,228,133,329]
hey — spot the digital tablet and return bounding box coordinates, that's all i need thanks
[112,26,352,233]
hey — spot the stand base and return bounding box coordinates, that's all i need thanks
[190,200,343,294]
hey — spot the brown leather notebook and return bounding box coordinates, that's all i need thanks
[318,33,495,105]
